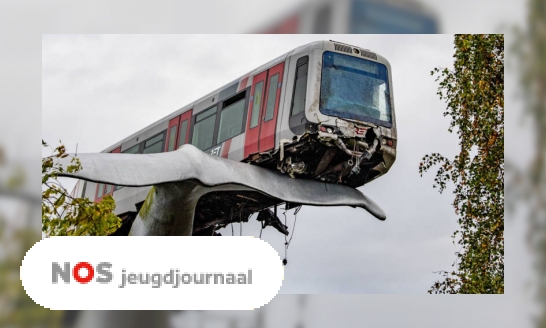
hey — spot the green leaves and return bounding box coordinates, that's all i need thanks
[42,141,122,236]
[512,2,546,324]
[421,35,504,294]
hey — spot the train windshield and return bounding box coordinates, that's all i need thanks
[350,0,438,34]
[320,51,392,126]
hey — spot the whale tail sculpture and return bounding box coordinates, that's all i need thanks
[58,144,386,236]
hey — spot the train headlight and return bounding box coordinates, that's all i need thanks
[382,138,394,147]
[319,126,334,134]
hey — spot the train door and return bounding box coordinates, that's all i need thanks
[244,62,285,157]
[165,116,180,152]
[178,110,192,147]
[244,70,267,157]
[165,110,192,152]
[259,62,284,152]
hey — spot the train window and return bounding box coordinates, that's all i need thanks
[217,97,246,143]
[350,0,438,34]
[192,106,217,150]
[250,81,264,129]
[143,132,165,154]
[167,125,177,151]
[104,184,113,195]
[320,51,391,125]
[264,74,279,121]
[290,57,309,116]
[114,144,140,191]
[82,181,87,199]
[123,144,140,154]
[178,120,188,147]
[96,183,104,198]
[196,106,216,121]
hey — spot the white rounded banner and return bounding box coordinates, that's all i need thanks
[21,236,283,310]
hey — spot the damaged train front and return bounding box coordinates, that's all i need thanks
[279,46,397,188]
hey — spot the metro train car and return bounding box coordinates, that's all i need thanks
[70,40,397,221]
[258,0,439,34]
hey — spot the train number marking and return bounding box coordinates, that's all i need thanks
[210,146,221,157]
[355,127,367,136]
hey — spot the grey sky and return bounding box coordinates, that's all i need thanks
[43,34,463,294]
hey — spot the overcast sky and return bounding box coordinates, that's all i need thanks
[41,34,467,294]
[0,0,524,325]
[0,0,529,324]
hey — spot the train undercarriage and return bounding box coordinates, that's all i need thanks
[244,122,396,188]
[191,122,397,236]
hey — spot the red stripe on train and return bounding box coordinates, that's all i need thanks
[221,139,232,159]
[238,76,249,92]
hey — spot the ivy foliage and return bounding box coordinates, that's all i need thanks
[42,140,121,236]
[419,35,504,294]
[513,0,546,325]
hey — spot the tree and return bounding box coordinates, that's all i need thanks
[42,140,121,236]
[419,34,504,294]
[513,0,546,325]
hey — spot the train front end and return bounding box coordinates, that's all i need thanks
[285,41,396,188]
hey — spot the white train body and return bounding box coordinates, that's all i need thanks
[71,40,397,219]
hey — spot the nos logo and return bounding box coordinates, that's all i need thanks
[52,262,112,284]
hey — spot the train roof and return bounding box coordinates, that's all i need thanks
[100,40,387,153]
